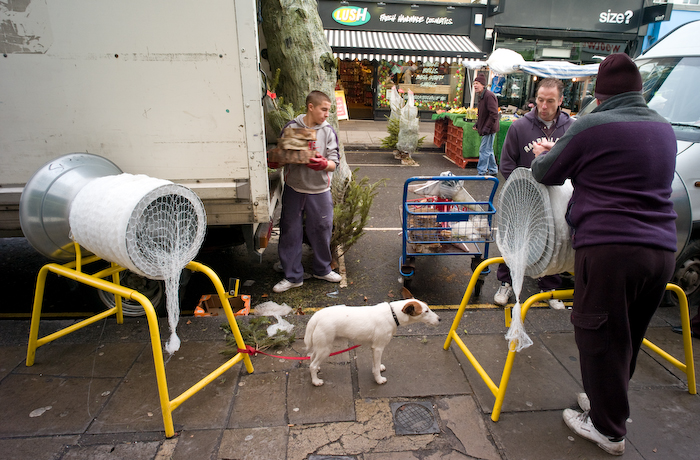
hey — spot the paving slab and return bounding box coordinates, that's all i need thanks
[0,373,119,436]
[542,329,687,391]
[287,398,436,460]
[0,435,79,460]
[218,426,288,460]
[489,410,645,460]
[17,342,145,378]
[454,333,580,414]
[61,440,161,460]
[229,372,287,428]
[522,307,574,333]
[642,326,700,384]
[454,309,510,335]
[287,364,355,425]
[171,429,222,460]
[0,345,27,380]
[89,341,239,434]
[626,387,700,459]
[436,395,501,460]
[356,336,470,398]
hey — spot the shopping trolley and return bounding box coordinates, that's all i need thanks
[399,175,499,293]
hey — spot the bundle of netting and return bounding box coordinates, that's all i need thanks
[496,168,574,352]
[69,173,206,354]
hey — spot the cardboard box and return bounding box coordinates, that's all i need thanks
[195,294,250,317]
[267,147,315,164]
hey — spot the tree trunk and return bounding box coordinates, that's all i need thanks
[260,0,351,188]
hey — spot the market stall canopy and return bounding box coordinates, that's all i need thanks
[486,48,599,79]
[324,29,486,63]
[515,61,599,79]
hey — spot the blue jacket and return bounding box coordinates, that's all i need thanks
[531,92,677,251]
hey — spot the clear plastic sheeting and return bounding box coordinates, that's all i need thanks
[69,173,206,354]
[396,90,420,155]
[496,168,574,351]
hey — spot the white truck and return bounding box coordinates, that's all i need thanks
[636,20,700,307]
[0,0,280,312]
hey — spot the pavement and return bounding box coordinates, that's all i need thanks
[1,119,699,460]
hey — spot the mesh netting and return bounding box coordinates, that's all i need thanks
[69,174,206,354]
[496,168,574,352]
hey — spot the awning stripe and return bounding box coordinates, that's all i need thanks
[324,29,485,59]
[332,51,483,66]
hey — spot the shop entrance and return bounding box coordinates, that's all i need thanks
[337,59,375,120]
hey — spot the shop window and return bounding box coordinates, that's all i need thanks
[375,59,465,112]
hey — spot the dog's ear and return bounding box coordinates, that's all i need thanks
[401,287,414,300]
[402,300,422,316]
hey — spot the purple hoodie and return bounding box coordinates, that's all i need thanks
[499,109,573,180]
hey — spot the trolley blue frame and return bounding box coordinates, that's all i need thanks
[399,176,499,283]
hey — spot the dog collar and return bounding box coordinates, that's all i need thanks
[390,306,400,326]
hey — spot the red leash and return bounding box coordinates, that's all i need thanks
[237,344,361,360]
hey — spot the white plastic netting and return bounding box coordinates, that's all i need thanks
[69,173,206,354]
[496,168,574,351]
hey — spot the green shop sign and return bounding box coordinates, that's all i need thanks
[332,6,371,26]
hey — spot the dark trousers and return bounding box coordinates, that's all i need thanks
[572,244,675,438]
[496,263,562,291]
[278,185,334,284]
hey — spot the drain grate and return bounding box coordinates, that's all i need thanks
[390,401,440,435]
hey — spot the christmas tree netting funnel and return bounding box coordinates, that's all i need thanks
[496,168,574,351]
[69,173,206,354]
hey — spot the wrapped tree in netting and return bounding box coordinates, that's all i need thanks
[396,90,420,155]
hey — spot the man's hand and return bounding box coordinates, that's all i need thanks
[306,154,328,171]
[533,140,555,158]
[267,160,280,169]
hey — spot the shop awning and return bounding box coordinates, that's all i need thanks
[324,29,486,63]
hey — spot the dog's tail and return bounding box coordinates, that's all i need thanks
[304,314,318,355]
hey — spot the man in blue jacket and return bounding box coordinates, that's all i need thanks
[472,74,499,175]
[494,78,574,309]
[531,54,677,456]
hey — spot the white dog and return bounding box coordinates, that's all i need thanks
[303,289,440,386]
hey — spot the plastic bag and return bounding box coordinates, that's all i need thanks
[254,301,292,317]
[486,48,526,75]
[267,314,294,337]
[410,171,461,199]
[389,86,403,122]
[396,90,420,154]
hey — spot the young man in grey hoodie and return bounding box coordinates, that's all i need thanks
[271,91,341,293]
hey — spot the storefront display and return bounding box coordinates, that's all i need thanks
[318,1,487,120]
[376,60,465,113]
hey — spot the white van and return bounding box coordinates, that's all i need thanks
[636,20,700,306]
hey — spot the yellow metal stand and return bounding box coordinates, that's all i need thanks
[444,256,696,422]
[26,243,254,438]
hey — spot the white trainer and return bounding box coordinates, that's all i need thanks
[314,271,342,283]
[563,409,625,456]
[494,283,513,306]
[577,392,591,412]
[272,279,303,293]
[548,298,566,310]
[542,290,566,309]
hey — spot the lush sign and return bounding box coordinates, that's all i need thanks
[333,6,371,26]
